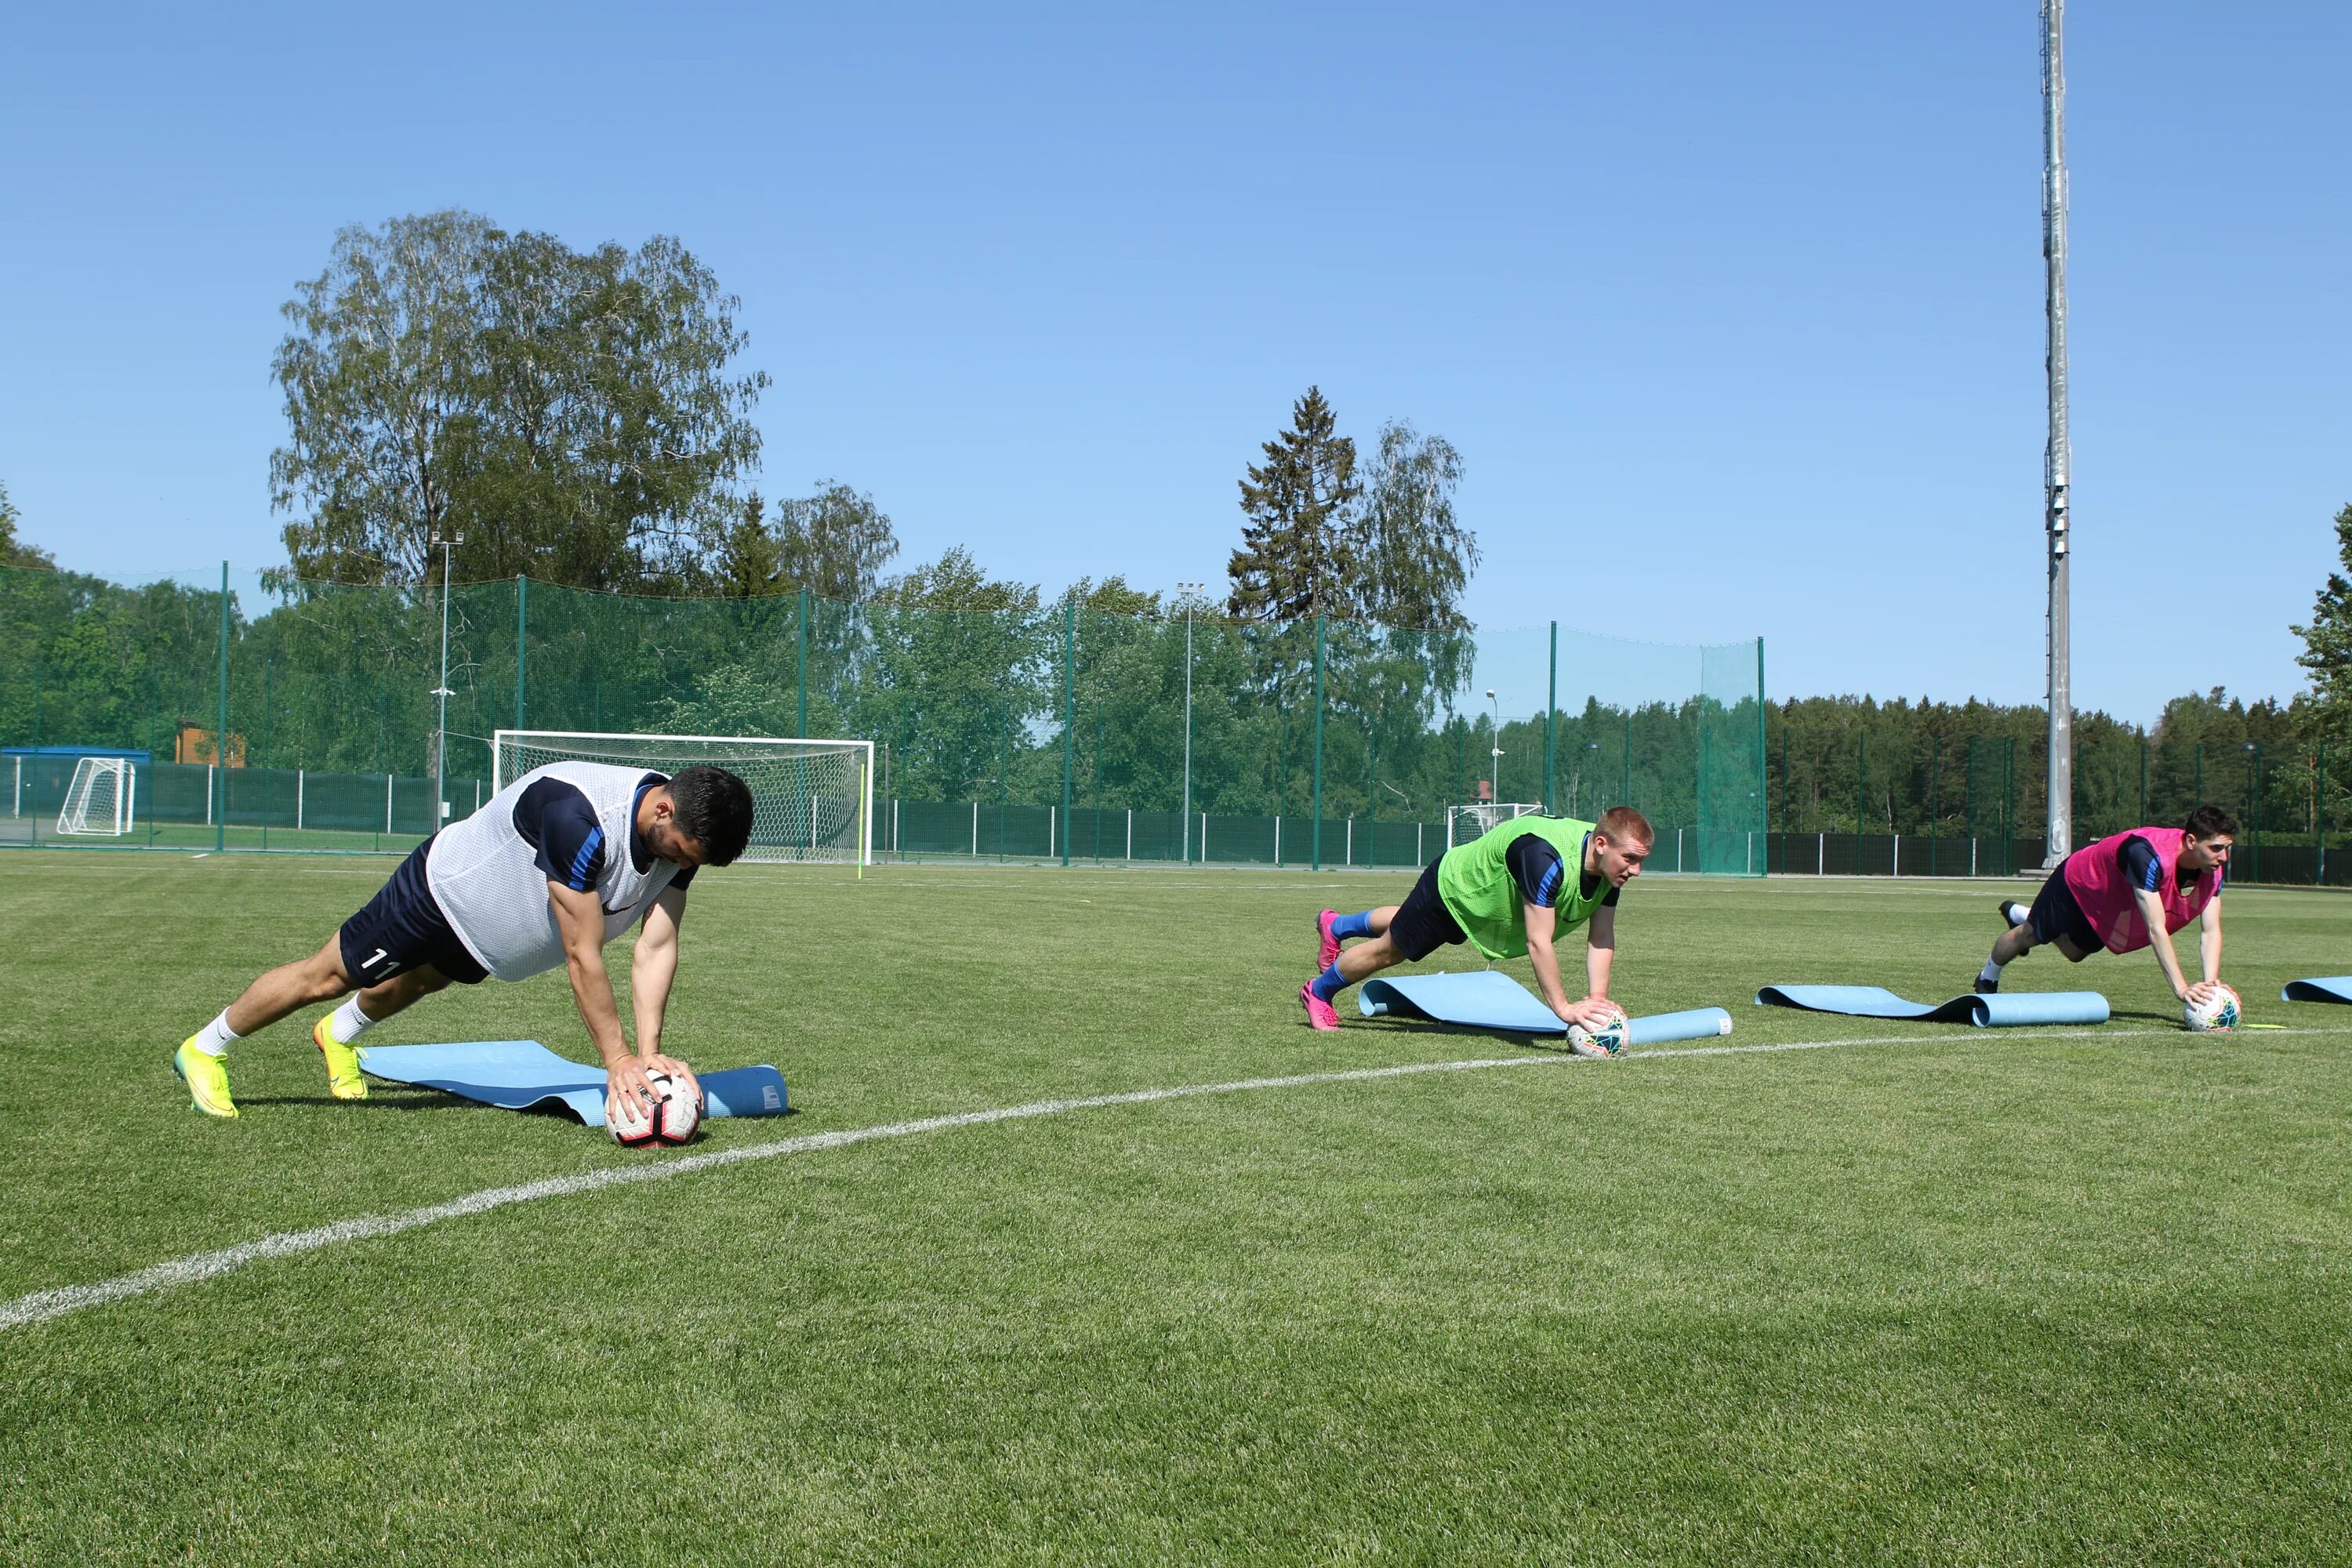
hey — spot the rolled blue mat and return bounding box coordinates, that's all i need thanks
[2280,977,2352,1004]
[1752,984,2109,1029]
[1358,971,1732,1044]
[1625,1007,1736,1046]
[357,1041,789,1127]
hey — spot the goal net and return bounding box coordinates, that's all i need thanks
[493,731,873,866]
[57,756,136,837]
[1446,801,1542,849]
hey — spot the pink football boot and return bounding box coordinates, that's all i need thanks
[1300,982,1342,1032]
[1316,909,1342,970]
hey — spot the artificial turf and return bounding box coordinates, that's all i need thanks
[2,852,2349,1564]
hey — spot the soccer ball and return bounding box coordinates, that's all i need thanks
[1567,1007,1628,1059]
[2182,985,2242,1033]
[608,1069,703,1148]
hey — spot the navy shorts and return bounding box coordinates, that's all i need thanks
[1388,857,1468,962]
[339,837,489,986]
[2025,859,2101,953]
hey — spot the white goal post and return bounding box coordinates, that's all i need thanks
[1446,801,1542,848]
[57,756,136,837]
[493,731,874,866]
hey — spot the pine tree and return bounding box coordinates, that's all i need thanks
[1226,387,1360,622]
[2292,503,2352,742]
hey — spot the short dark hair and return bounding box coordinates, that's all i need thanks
[666,765,755,866]
[1597,805,1654,847]
[2183,804,2238,841]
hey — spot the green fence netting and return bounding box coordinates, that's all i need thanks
[1,563,1770,867]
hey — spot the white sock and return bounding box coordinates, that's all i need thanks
[2003,902,2028,927]
[191,1009,241,1058]
[1978,960,2004,986]
[327,996,378,1046]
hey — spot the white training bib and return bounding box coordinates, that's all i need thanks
[426,761,680,982]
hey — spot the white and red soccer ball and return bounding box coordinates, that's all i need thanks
[608,1069,702,1148]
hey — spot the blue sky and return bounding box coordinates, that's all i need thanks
[2,1,2344,724]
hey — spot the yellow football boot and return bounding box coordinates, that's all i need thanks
[172,1040,238,1118]
[313,1016,368,1101]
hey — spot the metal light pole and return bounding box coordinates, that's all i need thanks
[434,535,461,833]
[1486,688,1502,801]
[2041,0,2073,867]
[1176,583,1203,864]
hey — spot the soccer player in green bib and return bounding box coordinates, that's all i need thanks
[1301,806,1653,1033]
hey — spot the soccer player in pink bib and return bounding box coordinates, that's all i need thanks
[1976,805,2236,1007]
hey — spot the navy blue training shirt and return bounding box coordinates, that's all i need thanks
[1503,830,1621,912]
[512,771,697,897]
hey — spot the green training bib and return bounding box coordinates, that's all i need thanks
[1436,815,1611,960]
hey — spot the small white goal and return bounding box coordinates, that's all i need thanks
[57,756,136,837]
[1446,801,1542,848]
[493,731,873,866]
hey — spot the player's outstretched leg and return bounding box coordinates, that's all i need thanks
[309,967,455,1100]
[175,936,359,1117]
[1316,906,1390,969]
[1977,915,2037,994]
[1305,907,1400,1029]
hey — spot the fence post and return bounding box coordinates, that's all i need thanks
[1272,814,1279,866]
[1818,831,1824,875]
[1928,733,1940,874]
[260,660,271,850]
[1311,613,1325,871]
[971,800,978,858]
[1892,833,1899,878]
[1755,637,1769,875]
[296,769,304,831]
[1061,598,1075,867]
[384,773,393,835]
[216,561,229,854]
[2318,742,2328,884]
[514,574,528,729]
[1622,711,1632,808]
[1201,812,1208,864]
[1855,729,1865,843]
[1544,620,1557,813]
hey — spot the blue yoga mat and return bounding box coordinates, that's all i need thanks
[1358,970,1733,1045]
[356,1041,789,1127]
[1753,985,2109,1028]
[2280,977,2352,1004]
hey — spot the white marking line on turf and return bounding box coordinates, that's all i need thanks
[2,1023,2332,1332]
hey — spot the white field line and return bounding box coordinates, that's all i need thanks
[0,1023,2328,1332]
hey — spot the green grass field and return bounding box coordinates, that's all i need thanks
[4,853,2350,1565]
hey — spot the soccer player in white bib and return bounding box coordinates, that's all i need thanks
[172,763,756,1120]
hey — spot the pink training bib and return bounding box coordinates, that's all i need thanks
[2061,826,2221,954]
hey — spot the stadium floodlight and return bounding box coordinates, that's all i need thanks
[2041,0,2072,868]
[56,756,136,837]
[494,731,875,867]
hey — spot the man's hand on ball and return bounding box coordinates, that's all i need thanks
[643,1052,699,1105]
[607,1056,658,1113]
[2183,979,2220,1007]
[1559,996,1625,1029]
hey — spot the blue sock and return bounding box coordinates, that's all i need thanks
[1310,963,1348,1002]
[1331,910,1375,941]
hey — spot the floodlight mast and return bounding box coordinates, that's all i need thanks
[2042,0,2073,868]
